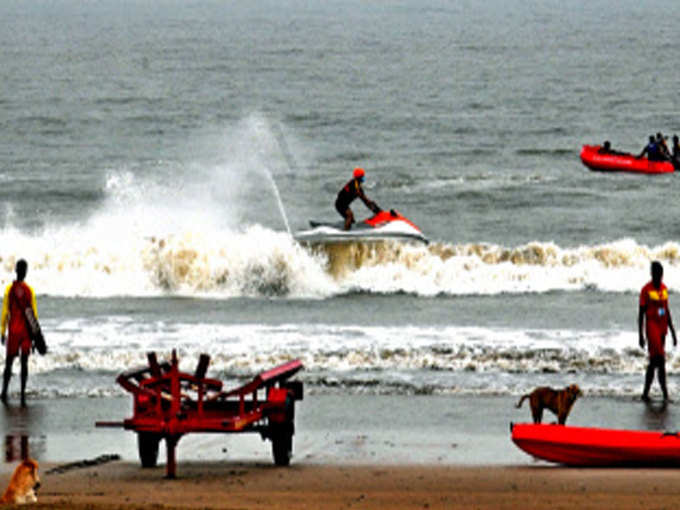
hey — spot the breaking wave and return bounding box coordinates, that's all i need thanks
[22,321,669,398]
[296,237,680,296]
[0,226,678,298]
[0,113,676,298]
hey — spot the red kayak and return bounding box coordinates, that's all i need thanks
[580,144,675,174]
[511,423,680,466]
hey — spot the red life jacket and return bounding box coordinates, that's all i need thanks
[8,281,32,338]
[336,178,362,208]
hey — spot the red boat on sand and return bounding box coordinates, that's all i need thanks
[580,144,675,174]
[511,423,680,466]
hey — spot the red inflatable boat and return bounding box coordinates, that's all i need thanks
[580,144,674,174]
[511,423,680,466]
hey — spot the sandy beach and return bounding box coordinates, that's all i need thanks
[2,394,679,508]
[16,461,680,510]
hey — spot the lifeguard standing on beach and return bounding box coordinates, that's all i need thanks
[1,259,38,407]
[639,261,677,402]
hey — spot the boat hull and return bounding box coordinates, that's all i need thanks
[295,209,429,245]
[511,423,680,466]
[580,145,674,174]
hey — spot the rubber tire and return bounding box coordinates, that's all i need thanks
[272,394,294,466]
[272,429,293,466]
[138,432,161,468]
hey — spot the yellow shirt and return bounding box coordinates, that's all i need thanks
[0,282,38,336]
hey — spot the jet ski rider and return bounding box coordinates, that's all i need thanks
[335,167,380,230]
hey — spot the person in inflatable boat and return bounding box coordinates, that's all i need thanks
[637,135,663,161]
[598,141,629,156]
[656,132,671,160]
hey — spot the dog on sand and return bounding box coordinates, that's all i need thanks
[516,384,582,425]
[0,459,40,504]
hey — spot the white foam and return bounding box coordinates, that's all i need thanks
[1,215,678,298]
[35,319,652,375]
[20,319,664,397]
[334,238,680,296]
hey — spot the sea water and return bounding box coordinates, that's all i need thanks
[1,0,680,399]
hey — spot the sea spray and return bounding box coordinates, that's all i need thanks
[143,226,333,297]
[236,115,296,236]
[0,114,335,298]
[262,169,292,236]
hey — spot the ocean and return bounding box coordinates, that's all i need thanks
[2,0,680,401]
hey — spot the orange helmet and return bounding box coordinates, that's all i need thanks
[353,167,365,179]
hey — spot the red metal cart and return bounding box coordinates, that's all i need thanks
[96,350,303,478]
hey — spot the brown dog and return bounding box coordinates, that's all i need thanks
[516,384,582,425]
[0,459,40,504]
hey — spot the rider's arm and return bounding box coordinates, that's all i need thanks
[357,184,380,213]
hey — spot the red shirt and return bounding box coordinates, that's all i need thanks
[8,281,33,339]
[640,281,670,358]
[1,281,36,356]
[640,281,670,334]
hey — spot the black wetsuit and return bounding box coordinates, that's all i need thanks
[335,178,364,217]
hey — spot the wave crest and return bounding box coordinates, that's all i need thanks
[141,226,334,297]
[308,238,680,295]
[0,221,678,297]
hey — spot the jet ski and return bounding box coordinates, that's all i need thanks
[294,209,429,244]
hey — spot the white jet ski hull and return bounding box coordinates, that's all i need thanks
[294,210,429,245]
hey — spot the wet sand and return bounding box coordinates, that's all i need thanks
[1,394,678,508]
[18,462,680,509]
[2,393,675,466]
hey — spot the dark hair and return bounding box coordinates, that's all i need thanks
[651,260,663,281]
[15,259,27,281]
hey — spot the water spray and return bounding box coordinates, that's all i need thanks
[249,117,294,237]
[264,170,292,236]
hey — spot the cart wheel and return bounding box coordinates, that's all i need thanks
[138,432,161,468]
[271,394,294,466]
[272,428,293,466]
